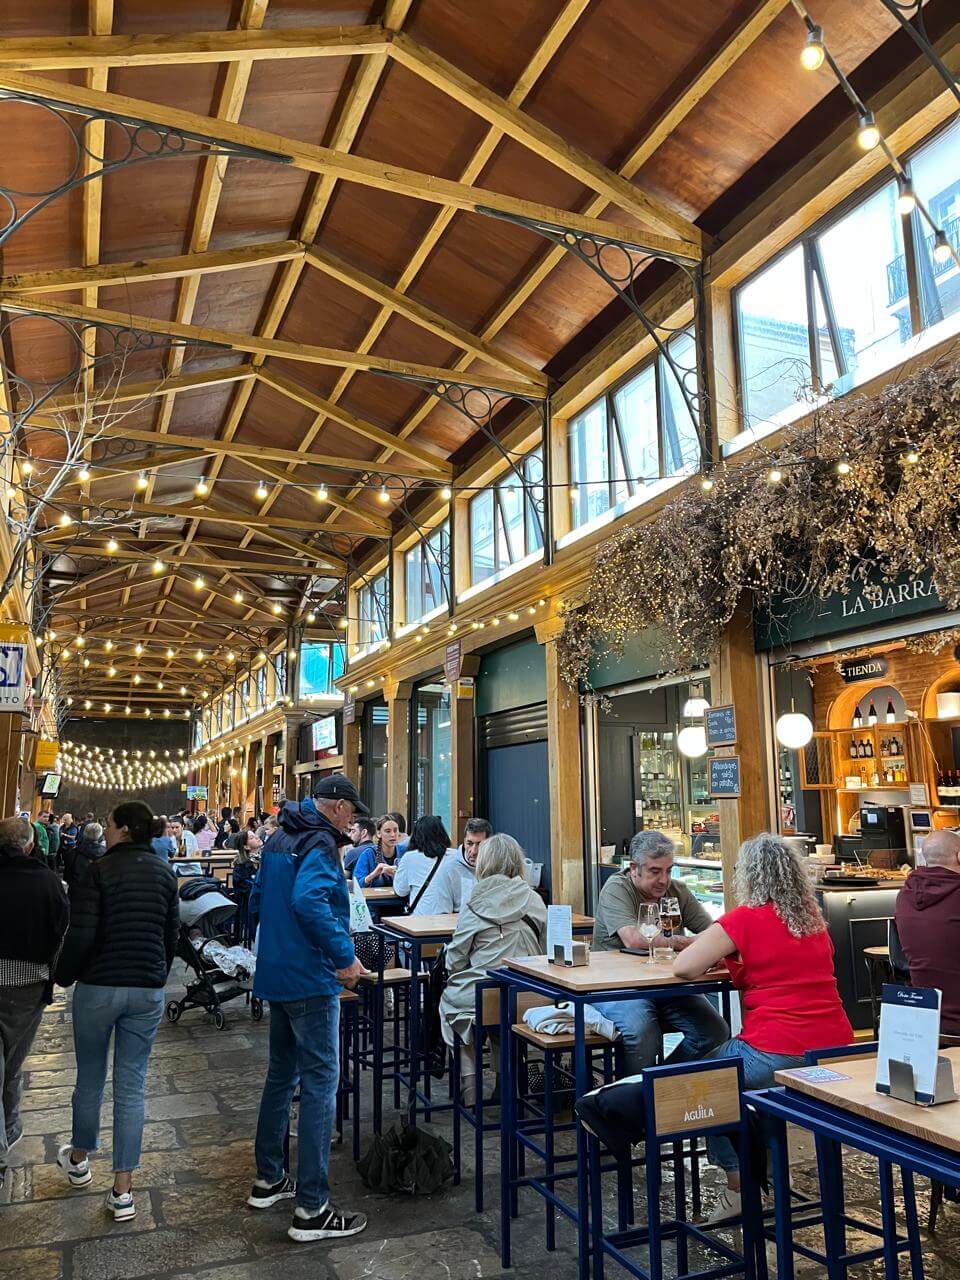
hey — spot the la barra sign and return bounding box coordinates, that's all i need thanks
[840,655,888,684]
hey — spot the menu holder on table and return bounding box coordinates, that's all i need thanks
[547,905,588,966]
[876,983,957,1106]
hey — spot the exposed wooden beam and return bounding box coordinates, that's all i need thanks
[253,524,342,564]
[46,544,339,574]
[4,240,302,295]
[302,243,544,382]
[388,32,702,246]
[1,294,546,396]
[0,71,702,260]
[105,500,356,536]
[33,365,256,416]
[0,25,387,69]
[256,367,452,476]
[34,421,448,481]
[55,534,331,562]
[235,454,392,535]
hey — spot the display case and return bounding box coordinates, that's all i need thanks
[631,731,683,844]
[673,856,725,920]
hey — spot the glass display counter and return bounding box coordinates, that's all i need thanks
[673,855,725,920]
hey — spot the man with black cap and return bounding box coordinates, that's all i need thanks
[247,775,371,1242]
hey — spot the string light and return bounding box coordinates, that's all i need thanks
[58,512,72,527]
[315,486,328,502]
[903,449,920,465]
[152,559,165,573]
[377,484,390,504]
[134,644,143,656]
[856,110,880,150]
[800,24,825,70]
[233,590,244,604]
[136,472,148,490]
[896,179,917,217]
[767,468,783,485]
[933,230,952,263]
[22,460,33,475]
[255,483,269,501]
[77,466,90,482]
[701,477,714,492]
[836,461,852,475]
[106,538,118,553]
[195,479,209,497]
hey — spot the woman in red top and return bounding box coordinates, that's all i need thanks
[674,832,853,1221]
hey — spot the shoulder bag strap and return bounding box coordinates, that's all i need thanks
[407,854,445,914]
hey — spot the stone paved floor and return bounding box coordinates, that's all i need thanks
[1,966,959,1279]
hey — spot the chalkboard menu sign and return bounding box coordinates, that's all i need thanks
[709,755,741,798]
[704,704,737,748]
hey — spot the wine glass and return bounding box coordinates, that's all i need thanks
[659,896,681,935]
[637,903,660,965]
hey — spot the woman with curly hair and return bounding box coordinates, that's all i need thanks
[674,832,853,1221]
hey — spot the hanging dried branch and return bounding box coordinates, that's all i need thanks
[557,354,960,693]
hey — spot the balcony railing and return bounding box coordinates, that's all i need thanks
[887,214,960,305]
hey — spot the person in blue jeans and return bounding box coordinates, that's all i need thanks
[54,800,179,1222]
[248,775,371,1243]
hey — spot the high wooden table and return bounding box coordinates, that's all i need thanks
[361,885,404,912]
[749,1047,960,1280]
[489,950,733,1279]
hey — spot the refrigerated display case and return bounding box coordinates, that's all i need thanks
[673,856,725,920]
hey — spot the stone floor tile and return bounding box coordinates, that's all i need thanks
[144,1093,220,1122]
[168,1251,336,1280]
[329,1226,503,1279]
[71,1226,252,1280]
[0,1246,64,1279]
[0,1191,156,1247]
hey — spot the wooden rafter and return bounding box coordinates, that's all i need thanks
[1,294,547,396]
[34,365,255,416]
[0,71,702,260]
[4,240,301,295]
[54,534,335,563]
[45,545,339,574]
[233,454,391,536]
[0,26,387,68]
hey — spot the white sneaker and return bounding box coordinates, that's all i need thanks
[705,1185,741,1224]
[56,1144,92,1188]
[106,1188,136,1221]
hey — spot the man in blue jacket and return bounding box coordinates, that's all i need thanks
[247,775,370,1242]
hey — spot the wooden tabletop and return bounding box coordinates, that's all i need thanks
[172,855,234,864]
[381,912,459,937]
[775,1048,960,1154]
[864,945,890,959]
[362,886,403,901]
[572,913,593,930]
[503,950,728,993]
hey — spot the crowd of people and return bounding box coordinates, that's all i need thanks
[2,773,957,1243]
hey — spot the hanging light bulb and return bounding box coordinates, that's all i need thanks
[58,512,72,527]
[104,639,113,652]
[134,643,143,656]
[255,483,269,501]
[895,179,917,217]
[75,636,85,648]
[21,460,33,476]
[440,486,452,501]
[233,589,244,604]
[195,479,209,497]
[152,559,165,573]
[179,685,187,695]
[682,683,711,718]
[776,706,814,750]
[856,110,880,151]
[108,666,116,677]
[194,575,205,590]
[677,725,708,758]
[338,618,349,631]
[377,484,390,504]
[106,538,119,553]
[933,230,953,264]
[195,648,204,662]
[125,705,131,715]
[77,466,91,483]
[315,485,328,502]
[136,472,148,490]
[133,673,142,685]
[227,651,236,663]
[272,602,282,615]
[307,611,316,624]
[166,647,174,659]
[800,24,825,71]
[156,681,164,691]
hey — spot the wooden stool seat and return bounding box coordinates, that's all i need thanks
[358,967,416,985]
[339,989,360,1003]
[512,1022,611,1051]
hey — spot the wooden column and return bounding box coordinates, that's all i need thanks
[0,714,20,815]
[710,594,772,906]
[342,715,360,789]
[449,654,480,843]
[383,677,413,822]
[283,716,303,798]
[261,733,276,810]
[537,618,586,911]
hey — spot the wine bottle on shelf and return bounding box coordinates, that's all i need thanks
[853,706,863,729]
[867,699,878,726]
[849,739,857,760]
[885,699,896,724]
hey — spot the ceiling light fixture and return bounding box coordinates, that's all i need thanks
[195,479,209,497]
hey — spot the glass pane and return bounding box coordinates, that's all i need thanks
[413,685,452,832]
[523,450,544,552]
[910,119,960,329]
[812,274,840,387]
[404,544,421,625]
[301,642,332,697]
[497,474,524,566]
[736,246,811,427]
[424,525,447,611]
[816,181,908,376]
[613,363,658,491]
[661,330,701,476]
[469,489,495,584]
[568,397,610,527]
[331,643,345,683]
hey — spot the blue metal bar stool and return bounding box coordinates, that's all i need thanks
[336,990,361,1160]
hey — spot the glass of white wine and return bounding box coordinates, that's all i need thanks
[637,903,660,965]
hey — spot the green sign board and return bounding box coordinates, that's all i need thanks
[755,568,942,652]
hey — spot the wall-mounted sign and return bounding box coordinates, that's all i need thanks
[311,716,337,751]
[34,737,59,772]
[456,677,475,699]
[704,705,736,748]
[709,755,741,798]
[0,625,28,713]
[186,784,208,800]
[840,655,889,684]
[445,640,462,685]
[342,695,356,726]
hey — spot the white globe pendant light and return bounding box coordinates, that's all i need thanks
[776,706,814,750]
[677,724,708,758]
[682,682,710,718]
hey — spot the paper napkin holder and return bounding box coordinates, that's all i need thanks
[550,942,588,967]
[887,1056,957,1106]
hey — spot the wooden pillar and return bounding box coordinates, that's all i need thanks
[449,655,480,843]
[383,677,413,822]
[342,715,360,789]
[0,714,19,815]
[244,743,257,817]
[283,716,303,799]
[711,594,773,906]
[261,733,275,810]
[537,618,585,912]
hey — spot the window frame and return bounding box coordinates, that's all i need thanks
[467,445,544,587]
[357,568,390,647]
[730,116,960,431]
[404,521,450,626]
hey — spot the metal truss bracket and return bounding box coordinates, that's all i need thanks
[873,1,960,104]
[377,370,553,565]
[474,206,712,470]
[0,88,291,247]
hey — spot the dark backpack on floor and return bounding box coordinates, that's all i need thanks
[357,1115,453,1195]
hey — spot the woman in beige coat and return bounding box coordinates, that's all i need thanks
[439,833,546,1102]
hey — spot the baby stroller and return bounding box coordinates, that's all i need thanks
[165,877,263,1030]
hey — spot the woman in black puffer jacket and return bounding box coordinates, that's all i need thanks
[55,800,179,1222]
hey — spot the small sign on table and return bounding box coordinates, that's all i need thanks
[876,983,956,1106]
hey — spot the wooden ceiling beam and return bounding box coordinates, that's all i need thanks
[1,294,546,396]
[4,240,302,295]
[234,453,391,535]
[388,32,702,246]
[0,26,387,69]
[52,533,330,562]
[0,71,701,261]
[45,544,338,574]
[33,365,255,416]
[302,243,543,383]
[256,367,452,476]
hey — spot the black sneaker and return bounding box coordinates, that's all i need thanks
[247,1174,296,1209]
[287,1203,368,1242]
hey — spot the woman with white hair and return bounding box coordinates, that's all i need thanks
[674,832,853,1221]
[439,833,546,1103]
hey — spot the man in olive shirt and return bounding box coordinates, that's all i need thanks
[592,830,728,1076]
